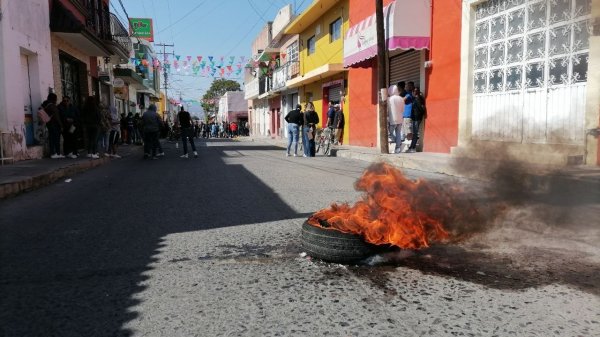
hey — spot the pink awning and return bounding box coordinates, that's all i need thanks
[387,0,431,52]
[343,0,430,68]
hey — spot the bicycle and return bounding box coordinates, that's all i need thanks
[315,126,335,156]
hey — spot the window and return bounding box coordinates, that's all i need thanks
[286,42,299,62]
[287,41,300,76]
[330,18,342,42]
[307,36,316,55]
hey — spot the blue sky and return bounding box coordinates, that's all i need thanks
[111,0,310,107]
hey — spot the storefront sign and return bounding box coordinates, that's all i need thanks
[129,18,154,42]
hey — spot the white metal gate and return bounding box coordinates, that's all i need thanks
[472,0,591,144]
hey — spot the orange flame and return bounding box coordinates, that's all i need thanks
[308,163,455,249]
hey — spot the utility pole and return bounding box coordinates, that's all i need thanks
[376,0,389,154]
[155,43,175,122]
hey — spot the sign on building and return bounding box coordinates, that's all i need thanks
[129,18,154,42]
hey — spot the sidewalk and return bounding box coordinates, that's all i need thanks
[0,144,142,199]
[2,137,599,200]
[247,135,600,184]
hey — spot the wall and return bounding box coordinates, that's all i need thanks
[0,0,53,160]
[348,60,377,147]
[423,0,461,153]
[50,34,92,101]
[299,1,348,74]
[588,0,600,165]
[251,23,272,55]
[345,0,393,148]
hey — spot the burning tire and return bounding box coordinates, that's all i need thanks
[301,221,379,264]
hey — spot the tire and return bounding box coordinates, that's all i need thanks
[301,221,379,264]
[321,137,330,156]
[315,136,322,153]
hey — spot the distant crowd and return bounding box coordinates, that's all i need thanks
[37,92,248,160]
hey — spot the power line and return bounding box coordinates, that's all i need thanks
[157,0,208,34]
[247,0,268,22]
[117,0,130,22]
[169,1,226,40]
[223,1,276,57]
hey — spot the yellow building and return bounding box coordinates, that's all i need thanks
[159,92,167,120]
[284,0,349,143]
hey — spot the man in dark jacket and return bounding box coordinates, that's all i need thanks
[284,104,303,157]
[58,96,79,158]
[142,104,162,159]
[178,106,197,158]
[43,93,63,158]
[408,86,427,153]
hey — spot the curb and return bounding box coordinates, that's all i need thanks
[0,157,109,200]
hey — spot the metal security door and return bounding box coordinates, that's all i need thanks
[21,54,34,145]
[472,0,591,144]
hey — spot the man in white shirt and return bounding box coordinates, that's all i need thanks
[388,85,405,153]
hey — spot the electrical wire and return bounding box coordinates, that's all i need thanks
[223,1,276,57]
[157,0,208,34]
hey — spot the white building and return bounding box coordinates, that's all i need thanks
[218,91,248,123]
[0,0,54,161]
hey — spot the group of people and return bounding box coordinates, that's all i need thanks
[284,101,344,157]
[140,105,198,159]
[40,93,121,160]
[388,81,427,154]
[38,93,207,161]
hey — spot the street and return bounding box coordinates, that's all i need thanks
[1,138,599,337]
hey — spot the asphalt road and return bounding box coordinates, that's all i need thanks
[1,138,599,337]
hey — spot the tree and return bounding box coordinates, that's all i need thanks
[201,79,241,115]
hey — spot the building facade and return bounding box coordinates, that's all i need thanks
[218,91,248,124]
[0,0,132,162]
[452,0,599,166]
[284,0,350,143]
[0,0,55,161]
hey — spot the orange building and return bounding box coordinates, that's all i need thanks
[345,0,433,149]
[422,0,461,153]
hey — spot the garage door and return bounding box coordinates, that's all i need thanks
[389,50,421,88]
[328,85,342,104]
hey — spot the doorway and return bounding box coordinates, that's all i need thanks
[21,54,34,146]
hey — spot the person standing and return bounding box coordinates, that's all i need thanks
[126,113,134,144]
[400,81,415,149]
[142,104,162,159]
[106,106,121,158]
[333,104,345,145]
[301,104,310,157]
[178,106,198,158]
[388,85,405,153]
[42,93,64,159]
[81,96,101,159]
[57,96,79,158]
[326,101,335,128]
[284,104,303,157]
[408,86,427,153]
[304,102,319,157]
[230,121,238,137]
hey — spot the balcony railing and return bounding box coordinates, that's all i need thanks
[83,0,111,40]
[110,13,132,57]
[271,61,299,91]
[244,78,259,100]
[258,75,271,96]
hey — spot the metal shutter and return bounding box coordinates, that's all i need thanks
[389,50,421,88]
[328,85,342,104]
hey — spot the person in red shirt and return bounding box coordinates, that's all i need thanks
[230,121,238,137]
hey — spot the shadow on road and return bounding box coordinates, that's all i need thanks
[0,138,310,336]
